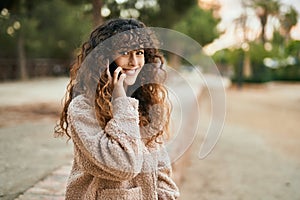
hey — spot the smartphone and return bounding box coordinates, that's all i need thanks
[109,61,122,78]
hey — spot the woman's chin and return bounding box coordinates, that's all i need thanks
[124,77,137,86]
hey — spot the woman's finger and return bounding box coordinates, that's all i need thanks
[113,67,122,85]
[118,73,126,83]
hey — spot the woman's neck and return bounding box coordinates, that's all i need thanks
[124,84,128,92]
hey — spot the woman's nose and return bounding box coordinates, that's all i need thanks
[129,53,138,66]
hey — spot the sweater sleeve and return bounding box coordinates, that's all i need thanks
[157,145,180,199]
[68,95,143,181]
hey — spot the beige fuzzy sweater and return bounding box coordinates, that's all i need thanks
[65,95,179,199]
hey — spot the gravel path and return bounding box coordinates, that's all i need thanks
[0,78,72,200]
[179,83,300,200]
[0,121,73,200]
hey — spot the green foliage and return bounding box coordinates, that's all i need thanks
[0,32,16,57]
[213,40,300,83]
[213,0,300,83]
[0,8,17,57]
[0,0,92,59]
[153,0,196,28]
[1,0,199,59]
[213,48,242,67]
[27,0,92,58]
[248,43,269,64]
[0,0,201,79]
[272,31,284,45]
[271,40,300,81]
[101,0,197,28]
[247,43,272,82]
[280,5,298,35]
[173,6,219,46]
[272,65,300,81]
[286,40,300,56]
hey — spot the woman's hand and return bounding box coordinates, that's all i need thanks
[106,62,127,99]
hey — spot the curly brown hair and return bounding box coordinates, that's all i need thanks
[54,18,171,145]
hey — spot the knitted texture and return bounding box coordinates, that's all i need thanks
[65,95,179,199]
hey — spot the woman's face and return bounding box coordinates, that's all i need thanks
[114,49,145,86]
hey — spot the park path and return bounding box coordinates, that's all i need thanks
[179,83,300,200]
[0,78,73,200]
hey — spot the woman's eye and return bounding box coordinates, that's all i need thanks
[119,51,129,55]
[136,50,144,55]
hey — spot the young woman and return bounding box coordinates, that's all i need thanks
[55,18,179,199]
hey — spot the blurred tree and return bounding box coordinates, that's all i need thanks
[64,0,103,27]
[92,0,103,27]
[170,5,220,68]
[279,5,298,42]
[241,0,298,44]
[0,0,92,80]
[173,5,220,46]
[142,0,197,28]
[273,40,300,81]
[28,0,91,58]
[101,0,196,28]
[216,0,300,83]
[245,0,281,44]
[0,0,34,79]
[0,0,92,59]
[1,0,202,79]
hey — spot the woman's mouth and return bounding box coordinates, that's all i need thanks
[123,68,139,76]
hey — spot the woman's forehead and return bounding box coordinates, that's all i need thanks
[110,41,145,55]
[117,45,144,52]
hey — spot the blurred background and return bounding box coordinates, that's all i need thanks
[0,0,299,82]
[0,0,299,199]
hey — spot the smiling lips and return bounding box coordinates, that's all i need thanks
[122,67,139,76]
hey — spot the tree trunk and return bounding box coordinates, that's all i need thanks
[260,15,268,44]
[92,0,104,28]
[237,52,244,89]
[17,31,28,80]
[243,53,251,78]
